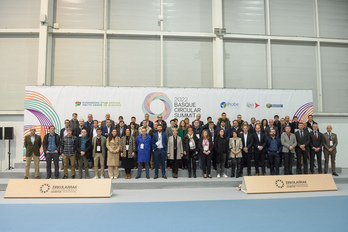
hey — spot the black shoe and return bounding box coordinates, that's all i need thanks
[163,175,167,179]
[193,172,196,178]
[154,175,158,179]
[332,172,339,176]
[46,176,51,179]
[146,176,150,179]
[55,176,59,179]
[62,175,68,179]
[208,174,212,179]
[188,172,192,178]
[236,174,239,178]
[135,175,140,179]
[231,172,235,178]
[71,175,75,179]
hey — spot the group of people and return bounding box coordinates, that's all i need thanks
[24,112,339,180]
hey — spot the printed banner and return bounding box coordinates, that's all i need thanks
[24,86,313,160]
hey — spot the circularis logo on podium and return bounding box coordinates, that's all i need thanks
[275,179,284,188]
[40,183,50,193]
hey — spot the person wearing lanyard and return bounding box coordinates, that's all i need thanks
[229,130,243,178]
[120,128,136,179]
[167,128,183,178]
[152,124,168,179]
[214,129,229,178]
[92,128,107,179]
[183,127,199,178]
[199,129,213,178]
[135,128,152,179]
[323,125,338,176]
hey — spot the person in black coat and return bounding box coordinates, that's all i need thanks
[253,125,267,176]
[309,123,323,174]
[75,129,93,178]
[214,128,229,178]
[198,129,214,178]
[240,125,254,176]
[183,127,199,178]
[295,122,310,174]
[43,125,61,179]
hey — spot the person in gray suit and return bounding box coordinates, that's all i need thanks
[323,125,338,176]
[295,122,310,174]
[281,125,297,175]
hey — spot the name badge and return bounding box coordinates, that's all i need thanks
[140,144,144,149]
[156,141,160,146]
[97,146,101,152]
[126,145,129,150]
[189,141,194,147]
[330,141,333,146]
[294,129,299,133]
[196,134,200,139]
[204,145,208,151]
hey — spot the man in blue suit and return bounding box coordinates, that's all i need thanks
[152,124,168,179]
[102,119,114,137]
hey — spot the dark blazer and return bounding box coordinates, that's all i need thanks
[43,133,60,154]
[215,126,231,141]
[295,130,310,152]
[265,126,279,138]
[101,119,115,129]
[24,134,42,157]
[152,132,168,152]
[231,127,243,136]
[183,134,199,153]
[253,132,267,151]
[84,120,93,134]
[116,126,127,137]
[77,126,87,136]
[89,127,99,140]
[75,136,93,159]
[203,123,216,131]
[239,132,254,151]
[291,122,299,133]
[309,131,323,151]
[156,120,167,132]
[142,120,154,129]
[192,126,203,138]
[306,120,317,130]
[249,124,256,134]
[265,137,282,153]
[198,137,214,154]
[191,120,204,128]
[102,126,114,137]
[214,136,229,154]
[60,128,68,140]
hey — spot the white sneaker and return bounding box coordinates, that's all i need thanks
[93,176,99,179]
[101,176,104,179]
[223,173,228,178]
[114,176,118,179]
[217,174,221,179]
[110,177,113,179]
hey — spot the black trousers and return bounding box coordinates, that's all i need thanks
[201,153,212,175]
[296,148,308,174]
[171,150,179,174]
[310,150,322,173]
[187,150,197,173]
[268,152,280,175]
[283,152,294,175]
[46,153,59,178]
[254,149,266,174]
[242,151,252,175]
[231,158,242,175]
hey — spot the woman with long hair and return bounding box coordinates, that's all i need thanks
[198,129,213,178]
[183,127,199,178]
[167,128,183,178]
[120,128,136,179]
[106,128,121,179]
[214,128,229,178]
[178,120,189,170]
[129,122,139,169]
[229,130,243,178]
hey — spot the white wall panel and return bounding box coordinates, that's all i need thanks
[270,0,315,37]
[55,0,104,29]
[108,36,160,86]
[224,40,267,88]
[109,0,160,31]
[321,44,348,113]
[271,42,318,111]
[52,35,103,86]
[0,35,38,111]
[318,0,348,39]
[163,38,213,87]
[0,0,40,29]
[223,0,265,35]
[163,0,212,32]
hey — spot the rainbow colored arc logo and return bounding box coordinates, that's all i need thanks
[142,92,172,120]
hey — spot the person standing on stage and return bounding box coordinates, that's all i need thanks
[323,125,338,176]
[281,125,297,175]
[167,128,183,178]
[152,124,168,179]
[106,128,120,179]
[61,128,77,179]
[24,127,42,179]
[43,125,60,179]
[120,128,136,179]
[75,129,92,179]
[135,128,152,179]
[92,128,107,179]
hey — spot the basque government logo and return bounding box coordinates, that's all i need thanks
[142,92,172,120]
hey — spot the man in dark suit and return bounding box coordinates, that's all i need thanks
[156,115,167,132]
[129,116,139,130]
[84,114,94,136]
[101,113,115,129]
[89,120,99,140]
[309,123,324,174]
[231,120,242,135]
[249,117,256,134]
[323,125,338,176]
[295,122,310,174]
[253,125,267,176]
[203,117,216,130]
[24,127,42,179]
[240,125,254,176]
[236,114,244,128]
[77,119,87,136]
[273,115,281,134]
[265,119,278,138]
[152,124,168,179]
[115,116,127,130]
[191,114,204,128]
[291,116,300,133]
[192,120,203,139]
[102,119,114,137]
[143,113,154,129]
[265,129,282,175]
[70,113,79,137]
[306,114,317,130]
[60,119,70,170]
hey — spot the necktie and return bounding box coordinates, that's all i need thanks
[329,133,332,140]
[315,132,317,140]
[300,131,303,138]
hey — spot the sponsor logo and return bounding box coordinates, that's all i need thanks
[75,101,121,107]
[142,92,173,120]
[275,179,284,188]
[266,103,283,108]
[220,101,239,109]
[246,102,260,109]
[40,183,50,193]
